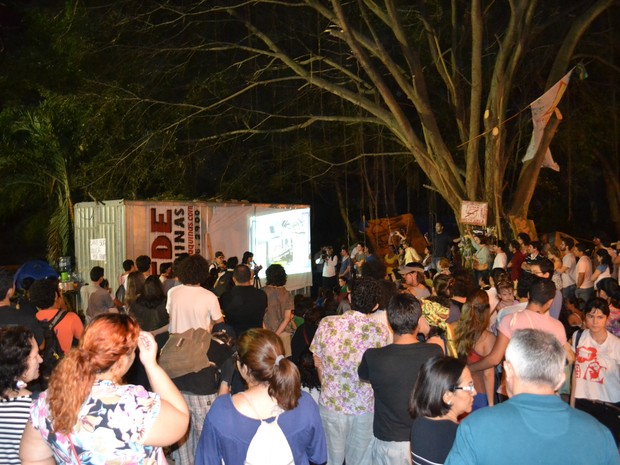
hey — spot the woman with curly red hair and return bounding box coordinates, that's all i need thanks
[20,313,189,464]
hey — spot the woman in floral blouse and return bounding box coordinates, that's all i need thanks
[20,313,189,465]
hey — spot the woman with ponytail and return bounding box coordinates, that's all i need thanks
[20,313,189,465]
[195,329,326,465]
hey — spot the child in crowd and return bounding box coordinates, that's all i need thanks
[493,280,519,332]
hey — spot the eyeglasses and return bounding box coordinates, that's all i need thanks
[453,385,475,392]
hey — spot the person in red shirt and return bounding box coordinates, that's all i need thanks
[28,279,84,355]
[507,240,525,283]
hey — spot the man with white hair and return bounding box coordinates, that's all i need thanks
[446,329,618,465]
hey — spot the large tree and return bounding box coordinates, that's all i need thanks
[221,0,617,232]
[1,0,617,261]
[70,0,616,235]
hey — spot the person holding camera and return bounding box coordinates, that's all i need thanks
[316,246,338,292]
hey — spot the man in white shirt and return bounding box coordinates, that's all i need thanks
[491,241,508,270]
[558,237,577,300]
[80,266,104,316]
[574,243,594,303]
[316,246,338,292]
[167,254,224,333]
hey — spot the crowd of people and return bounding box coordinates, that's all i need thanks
[0,226,619,464]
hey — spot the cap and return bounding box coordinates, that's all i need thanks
[14,260,59,290]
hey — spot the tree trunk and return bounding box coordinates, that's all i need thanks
[335,180,357,242]
[507,0,614,224]
[508,114,561,218]
[594,150,620,238]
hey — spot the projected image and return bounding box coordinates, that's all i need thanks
[251,208,311,276]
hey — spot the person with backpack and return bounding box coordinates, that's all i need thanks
[29,279,83,354]
[195,329,327,465]
[570,298,620,447]
[28,279,83,380]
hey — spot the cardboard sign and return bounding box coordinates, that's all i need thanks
[460,201,488,227]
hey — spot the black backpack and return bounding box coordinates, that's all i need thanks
[40,310,68,378]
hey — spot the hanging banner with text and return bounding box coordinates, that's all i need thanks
[149,205,202,274]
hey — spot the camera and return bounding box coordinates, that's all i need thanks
[320,246,329,259]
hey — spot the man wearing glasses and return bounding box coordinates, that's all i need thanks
[446,329,618,465]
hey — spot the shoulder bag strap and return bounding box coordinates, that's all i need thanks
[50,310,68,329]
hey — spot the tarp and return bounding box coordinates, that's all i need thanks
[366,213,426,260]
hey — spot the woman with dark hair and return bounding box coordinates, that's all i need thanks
[291,303,322,363]
[570,298,620,447]
[126,275,171,390]
[562,296,586,336]
[129,275,170,346]
[241,251,254,266]
[454,290,496,410]
[449,271,477,322]
[123,270,145,310]
[468,235,491,287]
[20,314,189,464]
[195,329,327,465]
[241,251,263,284]
[409,356,475,465]
[429,274,458,323]
[0,327,41,464]
[596,278,620,336]
[263,264,295,356]
[591,249,613,285]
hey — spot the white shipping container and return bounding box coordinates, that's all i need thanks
[74,200,312,297]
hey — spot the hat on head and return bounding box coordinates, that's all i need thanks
[398,263,424,275]
[14,260,59,290]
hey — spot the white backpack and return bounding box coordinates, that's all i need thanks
[239,393,294,465]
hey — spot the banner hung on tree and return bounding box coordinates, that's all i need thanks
[522,69,573,171]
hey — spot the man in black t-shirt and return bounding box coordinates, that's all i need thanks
[359,293,442,465]
[219,265,267,338]
[0,269,44,344]
[517,240,543,299]
[429,222,452,269]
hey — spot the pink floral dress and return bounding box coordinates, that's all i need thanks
[30,380,166,464]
